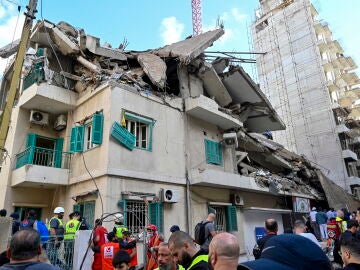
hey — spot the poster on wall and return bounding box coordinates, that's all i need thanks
[255,227,266,241]
[293,197,311,213]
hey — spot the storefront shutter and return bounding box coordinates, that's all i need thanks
[92,113,104,144]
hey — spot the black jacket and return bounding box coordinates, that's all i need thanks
[342,263,360,270]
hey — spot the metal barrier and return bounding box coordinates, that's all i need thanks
[45,239,75,270]
[15,147,71,169]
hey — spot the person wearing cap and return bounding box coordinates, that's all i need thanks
[238,234,331,270]
[47,206,65,267]
[170,225,180,234]
[208,233,239,270]
[113,213,128,240]
[9,213,20,235]
[168,231,208,270]
[123,231,137,270]
[339,235,360,270]
[146,224,163,270]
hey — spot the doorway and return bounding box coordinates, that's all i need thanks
[14,207,42,221]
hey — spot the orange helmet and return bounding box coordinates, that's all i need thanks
[147,224,157,231]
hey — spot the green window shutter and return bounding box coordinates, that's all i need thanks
[117,200,127,225]
[70,126,85,153]
[26,133,37,164]
[148,124,153,151]
[111,122,136,150]
[92,113,104,144]
[73,204,81,213]
[149,202,163,234]
[204,139,222,165]
[226,206,238,232]
[54,138,64,168]
[83,201,95,229]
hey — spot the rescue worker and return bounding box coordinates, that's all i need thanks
[113,213,128,239]
[101,232,120,270]
[146,224,164,270]
[168,231,208,270]
[47,206,65,267]
[155,242,184,270]
[123,231,138,270]
[64,211,81,267]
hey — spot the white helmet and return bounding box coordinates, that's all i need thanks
[114,213,124,223]
[54,207,65,214]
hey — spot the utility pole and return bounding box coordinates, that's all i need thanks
[0,0,38,164]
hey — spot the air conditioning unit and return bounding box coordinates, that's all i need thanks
[161,189,179,203]
[30,110,49,126]
[222,132,238,147]
[231,194,244,206]
[54,114,67,131]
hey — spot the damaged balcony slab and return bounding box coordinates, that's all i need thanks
[221,66,285,132]
[185,95,243,130]
[198,62,232,107]
[342,149,358,161]
[154,28,224,64]
[86,35,127,61]
[18,83,78,114]
[0,39,20,58]
[137,53,167,89]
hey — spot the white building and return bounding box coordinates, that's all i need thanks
[252,0,360,192]
[0,20,332,263]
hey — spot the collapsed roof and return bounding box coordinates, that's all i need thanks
[0,19,285,133]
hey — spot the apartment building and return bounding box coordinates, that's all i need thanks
[0,19,332,260]
[252,0,360,193]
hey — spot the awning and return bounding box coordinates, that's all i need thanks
[242,207,292,214]
[316,170,360,210]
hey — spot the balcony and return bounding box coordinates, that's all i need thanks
[185,95,243,130]
[318,40,343,54]
[18,81,78,115]
[11,147,71,187]
[314,22,331,37]
[331,57,357,72]
[336,73,360,88]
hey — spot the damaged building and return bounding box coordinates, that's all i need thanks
[0,19,358,262]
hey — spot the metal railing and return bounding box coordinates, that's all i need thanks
[45,239,74,270]
[15,147,71,169]
[23,67,45,91]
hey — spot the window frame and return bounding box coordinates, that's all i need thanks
[84,120,97,151]
[124,112,154,151]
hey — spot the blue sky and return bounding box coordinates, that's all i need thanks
[0,0,359,78]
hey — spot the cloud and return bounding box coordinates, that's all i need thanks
[219,28,234,44]
[160,17,184,45]
[0,4,25,75]
[231,8,247,22]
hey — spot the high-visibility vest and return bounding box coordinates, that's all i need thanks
[47,217,64,230]
[64,219,80,240]
[188,254,208,270]
[114,224,128,239]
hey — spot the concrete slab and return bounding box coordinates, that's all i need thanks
[137,53,167,89]
[86,35,127,61]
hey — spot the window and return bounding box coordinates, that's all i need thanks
[70,113,103,153]
[84,121,95,151]
[124,112,153,151]
[209,205,238,232]
[73,201,95,229]
[118,200,163,234]
[204,139,223,165]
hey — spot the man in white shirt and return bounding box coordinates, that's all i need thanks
[309,207,320,240]
[293,219,321,248]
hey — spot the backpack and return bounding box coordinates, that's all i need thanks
[326,220,342,240]
[194,221,210,245]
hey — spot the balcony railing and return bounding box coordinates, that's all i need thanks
[15,147,71,169]
[23,67,45,91]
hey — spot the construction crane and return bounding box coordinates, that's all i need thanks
[0,0,38,164]
[191,0,202,36]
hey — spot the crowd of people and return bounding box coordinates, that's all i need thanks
[0,207,359,270]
